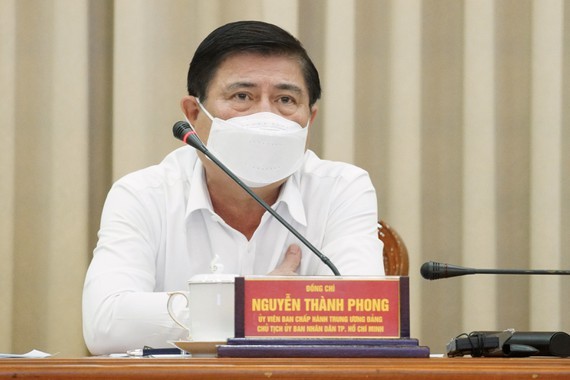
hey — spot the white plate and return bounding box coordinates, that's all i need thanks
[169,340,224,357]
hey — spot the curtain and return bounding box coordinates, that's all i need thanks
[1,0,569,356]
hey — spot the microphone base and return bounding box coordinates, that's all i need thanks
[446,329,570,357]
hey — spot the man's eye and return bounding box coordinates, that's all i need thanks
[233,93,249,101]
[279,96,295,104]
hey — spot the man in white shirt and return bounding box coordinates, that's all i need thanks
[82,20,384,355]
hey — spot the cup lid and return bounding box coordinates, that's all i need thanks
[188,273,237,283]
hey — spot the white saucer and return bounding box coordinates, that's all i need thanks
[169,340,224,357]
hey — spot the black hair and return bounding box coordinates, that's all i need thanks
[187,20,321,107]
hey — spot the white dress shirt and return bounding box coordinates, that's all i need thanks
[82,146,384,354]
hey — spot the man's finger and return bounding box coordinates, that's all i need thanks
[269,244,302,275]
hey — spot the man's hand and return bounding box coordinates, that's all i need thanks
[269,244,302,275]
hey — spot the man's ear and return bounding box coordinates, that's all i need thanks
[305,105,318,150]
[180,96,200,124]
[309,105,318,125]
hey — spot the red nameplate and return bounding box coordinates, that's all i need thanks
[234,276,409,339]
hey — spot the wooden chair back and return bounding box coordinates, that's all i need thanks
[378,220,409,276]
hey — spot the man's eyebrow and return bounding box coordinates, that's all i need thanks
[225,81,304,95]
[226,81,256,91]
[275,83,303,95]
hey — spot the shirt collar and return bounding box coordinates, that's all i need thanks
[185,159,308,227]
[185,159,214,219]
[274,172,308,227]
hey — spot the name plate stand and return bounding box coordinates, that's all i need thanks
[217,276,429,358]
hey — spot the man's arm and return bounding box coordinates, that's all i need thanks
[317,168,384,276]
[82,180,186,355]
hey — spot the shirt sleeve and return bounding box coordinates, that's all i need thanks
[318,168,385,276]
[82,178,187,355]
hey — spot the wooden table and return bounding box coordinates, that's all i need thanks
[1,357,569,379]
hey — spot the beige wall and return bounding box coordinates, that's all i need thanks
[1,0,569,356]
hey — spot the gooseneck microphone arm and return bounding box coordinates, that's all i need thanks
[173,121,341,276]
[421,261,570,280]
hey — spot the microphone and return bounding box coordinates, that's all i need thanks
[172,121,341,276]
[421,261,570,280]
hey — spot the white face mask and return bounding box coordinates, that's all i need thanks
[197,100,309,188]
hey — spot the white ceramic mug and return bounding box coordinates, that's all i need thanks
[167,273,236,342]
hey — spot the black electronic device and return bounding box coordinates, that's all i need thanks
[446,329,570,357]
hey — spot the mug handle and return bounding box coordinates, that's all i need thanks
[167,291,191,338]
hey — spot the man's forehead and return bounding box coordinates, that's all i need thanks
[210,52,309,93]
